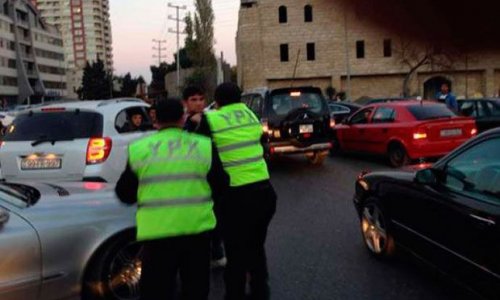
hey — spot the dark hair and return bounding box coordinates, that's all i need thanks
[156,98,185,123]
[214,83,242,107]
[183,86,204,101]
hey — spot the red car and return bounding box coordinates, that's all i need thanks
[333,101,477,167]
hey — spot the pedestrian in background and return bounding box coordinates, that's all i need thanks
[197,83,277,300]
[435,83,458,112]
[115,98,229,300]
[182,85,228,268]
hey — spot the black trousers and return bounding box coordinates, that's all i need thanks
[139,232,211,300]
[220,181,277,300]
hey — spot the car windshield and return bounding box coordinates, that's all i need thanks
[408,104,457,120]
[3,111,103,141]
[270,92,327,116]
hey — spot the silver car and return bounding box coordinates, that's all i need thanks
[0,181,141,300]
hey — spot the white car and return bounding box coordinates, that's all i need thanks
[0,98,154,183]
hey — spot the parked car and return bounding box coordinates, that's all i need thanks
[458,98,500,132]
[328,101,361,124]
[333,101,477,167]
[0,98,153,183]
[353,128,500,299]
[242,87,334,165]
[0,180,140,300]
[354,97,413,106]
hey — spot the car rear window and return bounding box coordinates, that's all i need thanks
[3,111,103,141]
[269,91,328,116]
[408,104,456,120]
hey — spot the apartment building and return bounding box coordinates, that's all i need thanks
[34,0,113,98]
[0,0,66,105]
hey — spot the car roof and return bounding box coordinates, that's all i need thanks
[458,98,500,101]
[368,100,440,107]
[22,98,148,112]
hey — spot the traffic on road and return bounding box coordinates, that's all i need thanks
[0,84,498,300]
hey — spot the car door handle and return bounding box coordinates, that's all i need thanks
[381,128,388,133]
[470,214,496,226]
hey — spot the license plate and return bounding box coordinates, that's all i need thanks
[299,124,314,134]
[440,128,462,137]
[21,158,61,170]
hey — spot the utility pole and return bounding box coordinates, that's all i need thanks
[168,2,187,95]
[152,39,167,65]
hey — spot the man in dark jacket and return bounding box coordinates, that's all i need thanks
[115,98,229,300]
[197,83,277,300]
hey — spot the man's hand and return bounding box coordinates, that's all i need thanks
[190,113,203,124]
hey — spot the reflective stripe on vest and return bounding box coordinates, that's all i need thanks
[128,129,216,241]
[206,103,270,187]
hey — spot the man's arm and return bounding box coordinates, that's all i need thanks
[196,115,213,138]
[207,143,229,201]
[115,163,139,205]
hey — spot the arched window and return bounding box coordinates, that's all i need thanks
[304,5,313,22]
[279,6,287,23]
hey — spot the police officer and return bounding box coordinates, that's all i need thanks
[115,98,229,300]
[197,83,277,300]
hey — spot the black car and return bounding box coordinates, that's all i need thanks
[327,102,361,124]
[242,87,333,165]
[353,128,500,298]
[458,98,500,132]
[354,97,413,106]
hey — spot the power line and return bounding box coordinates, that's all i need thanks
[152,39,167,65]
[168,2,187,95]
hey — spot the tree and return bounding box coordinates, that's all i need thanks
[149,63,169,99]
[80,59,112,100]
[395,39,462,97]
[120,73,138,97]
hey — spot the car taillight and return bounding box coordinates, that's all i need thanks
[471,128,478,136]
[261,118,271,135]
[329,118,336,128]
[41,107,66,112]
[86,137,112,165]
[413,132,427,140]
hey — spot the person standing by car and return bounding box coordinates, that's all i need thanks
[115,98,229,300]
[435,83,458,112]
[182,85,228,268]
[197,83,277,300]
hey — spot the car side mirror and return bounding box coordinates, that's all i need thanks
[415,168,437,185]
[342,118,350,125]
[0,209,9,230]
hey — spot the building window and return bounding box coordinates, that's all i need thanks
[383,39,392,57]
[307,43,315,61]
[356,40,365,59]
[280,44,289,62]
[279,6,287,23]
[304,5,313,22]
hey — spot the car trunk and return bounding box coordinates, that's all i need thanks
[269,108,329,146]
[0,110,103,182]
[416,117,476,141]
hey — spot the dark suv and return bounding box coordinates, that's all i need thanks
[242,87,333,165]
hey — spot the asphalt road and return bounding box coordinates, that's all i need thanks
[208,153,475,300]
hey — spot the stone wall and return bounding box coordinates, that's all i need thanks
[237,0,500,100]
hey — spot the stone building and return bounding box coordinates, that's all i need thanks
[236,0,500,100]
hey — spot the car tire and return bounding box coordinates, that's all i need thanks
[359,199,396,259]
[329,137,341,156]
[307,151,327,165]
[388,143,410,168]
[82,231,143,300]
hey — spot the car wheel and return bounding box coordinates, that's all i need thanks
[307,151,327,165]
[329,137,341,156]
[82,231,143,300]
[388,144,410,168]
[360,200,396,258]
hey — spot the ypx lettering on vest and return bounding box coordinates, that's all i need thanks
[148,138,203,160]
[219,109,259,126]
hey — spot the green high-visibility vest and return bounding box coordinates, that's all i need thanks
[206,103,270,187]
[128,128,216,241]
